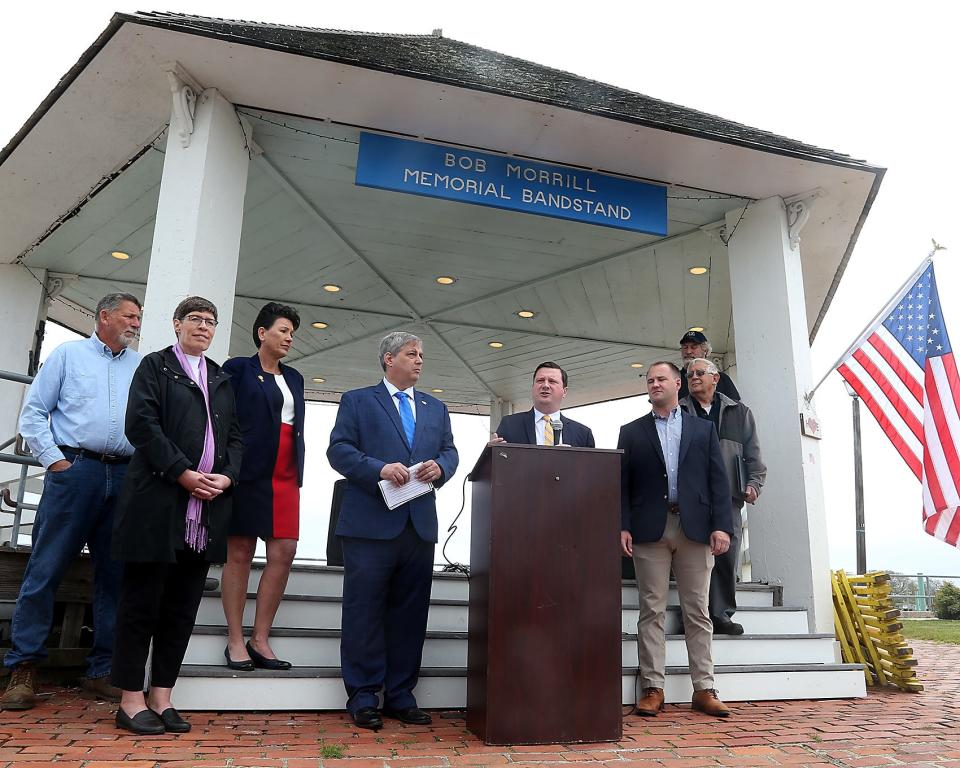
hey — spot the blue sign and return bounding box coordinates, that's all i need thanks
[355,132,668,235]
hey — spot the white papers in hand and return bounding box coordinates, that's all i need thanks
[378,462,434,510]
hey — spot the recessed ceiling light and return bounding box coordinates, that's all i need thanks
[431,388,444,393]
[488,341,504,349]
[111,251,130,260]
[311,321,328,330]
[688,266,708,275]
[630,363,644,369]
[312,377,325,384]
[322,284,341,293]
[435,276,457,285]
[689,326,705,333]
[517,310,536,319]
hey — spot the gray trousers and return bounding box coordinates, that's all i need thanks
[708,505,742,621]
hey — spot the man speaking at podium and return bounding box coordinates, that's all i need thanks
[490,362,595,447]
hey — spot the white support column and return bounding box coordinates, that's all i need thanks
[725,196,832,632]
[0,266,47,482]
[489,398,517,435]
[139,85,251,362]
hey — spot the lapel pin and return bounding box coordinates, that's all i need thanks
[421,400,427,406]
[257,375,264,382]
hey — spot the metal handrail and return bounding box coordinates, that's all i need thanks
[0,368,37,545]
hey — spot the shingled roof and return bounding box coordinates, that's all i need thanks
[125,11,867,168]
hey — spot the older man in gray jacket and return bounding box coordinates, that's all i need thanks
[680,358,766,635]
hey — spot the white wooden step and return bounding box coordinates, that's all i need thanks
[173,662,865,711]
[627,605,809,635]
[196,593,806,635]
[206,563,777,607]
[184,627,838,668]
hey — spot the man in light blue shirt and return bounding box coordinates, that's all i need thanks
[2,293,142,711]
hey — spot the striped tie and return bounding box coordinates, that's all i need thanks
[543,415,554,446]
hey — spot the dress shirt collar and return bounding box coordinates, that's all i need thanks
[89,331,130,359]
[382,378,415,399]
[653,405,682,421]
[534,408,562,422]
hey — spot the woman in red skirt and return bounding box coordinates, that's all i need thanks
[220,303,305,670]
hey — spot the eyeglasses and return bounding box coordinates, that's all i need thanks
[687,369,715,379]
[182,315,218,328]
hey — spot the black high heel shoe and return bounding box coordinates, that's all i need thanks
[224,646,254,671]
[246,640,293,670]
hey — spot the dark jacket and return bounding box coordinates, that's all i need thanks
[680,392,766,510]
[327,382,458,543]
[113,347,243,563]
[679,369,740,401]
[495,409,595,448]
[618,409,733,545]
[222,355,305,485]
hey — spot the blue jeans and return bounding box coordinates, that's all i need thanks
[4,455,125,679]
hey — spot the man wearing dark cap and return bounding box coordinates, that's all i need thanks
[678,331,740,402]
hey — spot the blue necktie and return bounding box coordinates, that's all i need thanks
[394,391,416,448]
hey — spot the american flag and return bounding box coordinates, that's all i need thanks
[837,262,960,547]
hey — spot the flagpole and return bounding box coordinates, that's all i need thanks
[806,246,941,402]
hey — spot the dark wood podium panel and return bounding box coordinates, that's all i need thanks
[466,444,622,745]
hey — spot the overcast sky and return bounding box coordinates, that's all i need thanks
[9,2,960,575]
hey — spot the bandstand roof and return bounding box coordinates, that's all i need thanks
[0,12,885,413]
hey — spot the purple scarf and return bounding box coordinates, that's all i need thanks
[173,343,215,552]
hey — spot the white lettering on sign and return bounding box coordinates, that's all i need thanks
[403,168,511,199]
[520,188,632,220]
[444,153,487,173]
[506,163,597,193]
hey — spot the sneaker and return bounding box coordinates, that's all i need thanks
[1,663,38,710]
[79,675,122,702]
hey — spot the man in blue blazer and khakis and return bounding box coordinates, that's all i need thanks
[490,361,595,447]
[327,332,458,730]
[619,361,733,718]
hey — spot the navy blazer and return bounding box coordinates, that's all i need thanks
[222,355,306,486]
[618,409,733,545]
[327,382,458,543]
[495,409,595,448]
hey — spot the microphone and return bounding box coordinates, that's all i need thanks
[550,418,563,447]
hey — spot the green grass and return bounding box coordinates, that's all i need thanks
[320,744,347,759]
[900,619,960,644]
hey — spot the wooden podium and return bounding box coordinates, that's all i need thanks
[466,443,622,745]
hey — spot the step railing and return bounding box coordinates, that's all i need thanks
[0,368,40,547]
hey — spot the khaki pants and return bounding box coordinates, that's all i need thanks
[632,513,715,691]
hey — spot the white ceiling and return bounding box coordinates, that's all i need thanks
[28,113,741,412]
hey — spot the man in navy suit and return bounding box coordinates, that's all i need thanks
[619,362,733,718]
[490,361,595,447]
[327,332,458,730]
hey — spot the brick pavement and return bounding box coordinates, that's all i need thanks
[1,639,958,768]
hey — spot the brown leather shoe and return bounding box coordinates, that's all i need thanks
[691,688,730,717]
[1,663,38,711]
[79,676,122,702]
[632,687,664,716]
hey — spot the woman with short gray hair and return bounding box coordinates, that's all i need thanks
[111,296,242,735]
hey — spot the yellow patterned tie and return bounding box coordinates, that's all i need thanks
[543,415,554,446]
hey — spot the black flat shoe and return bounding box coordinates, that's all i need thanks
[351,706,383,731]
[382,706,432,725]
[224,646,254,671]
[246,641,292,670]
[152,707,191,733]
[116,707,165,735]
